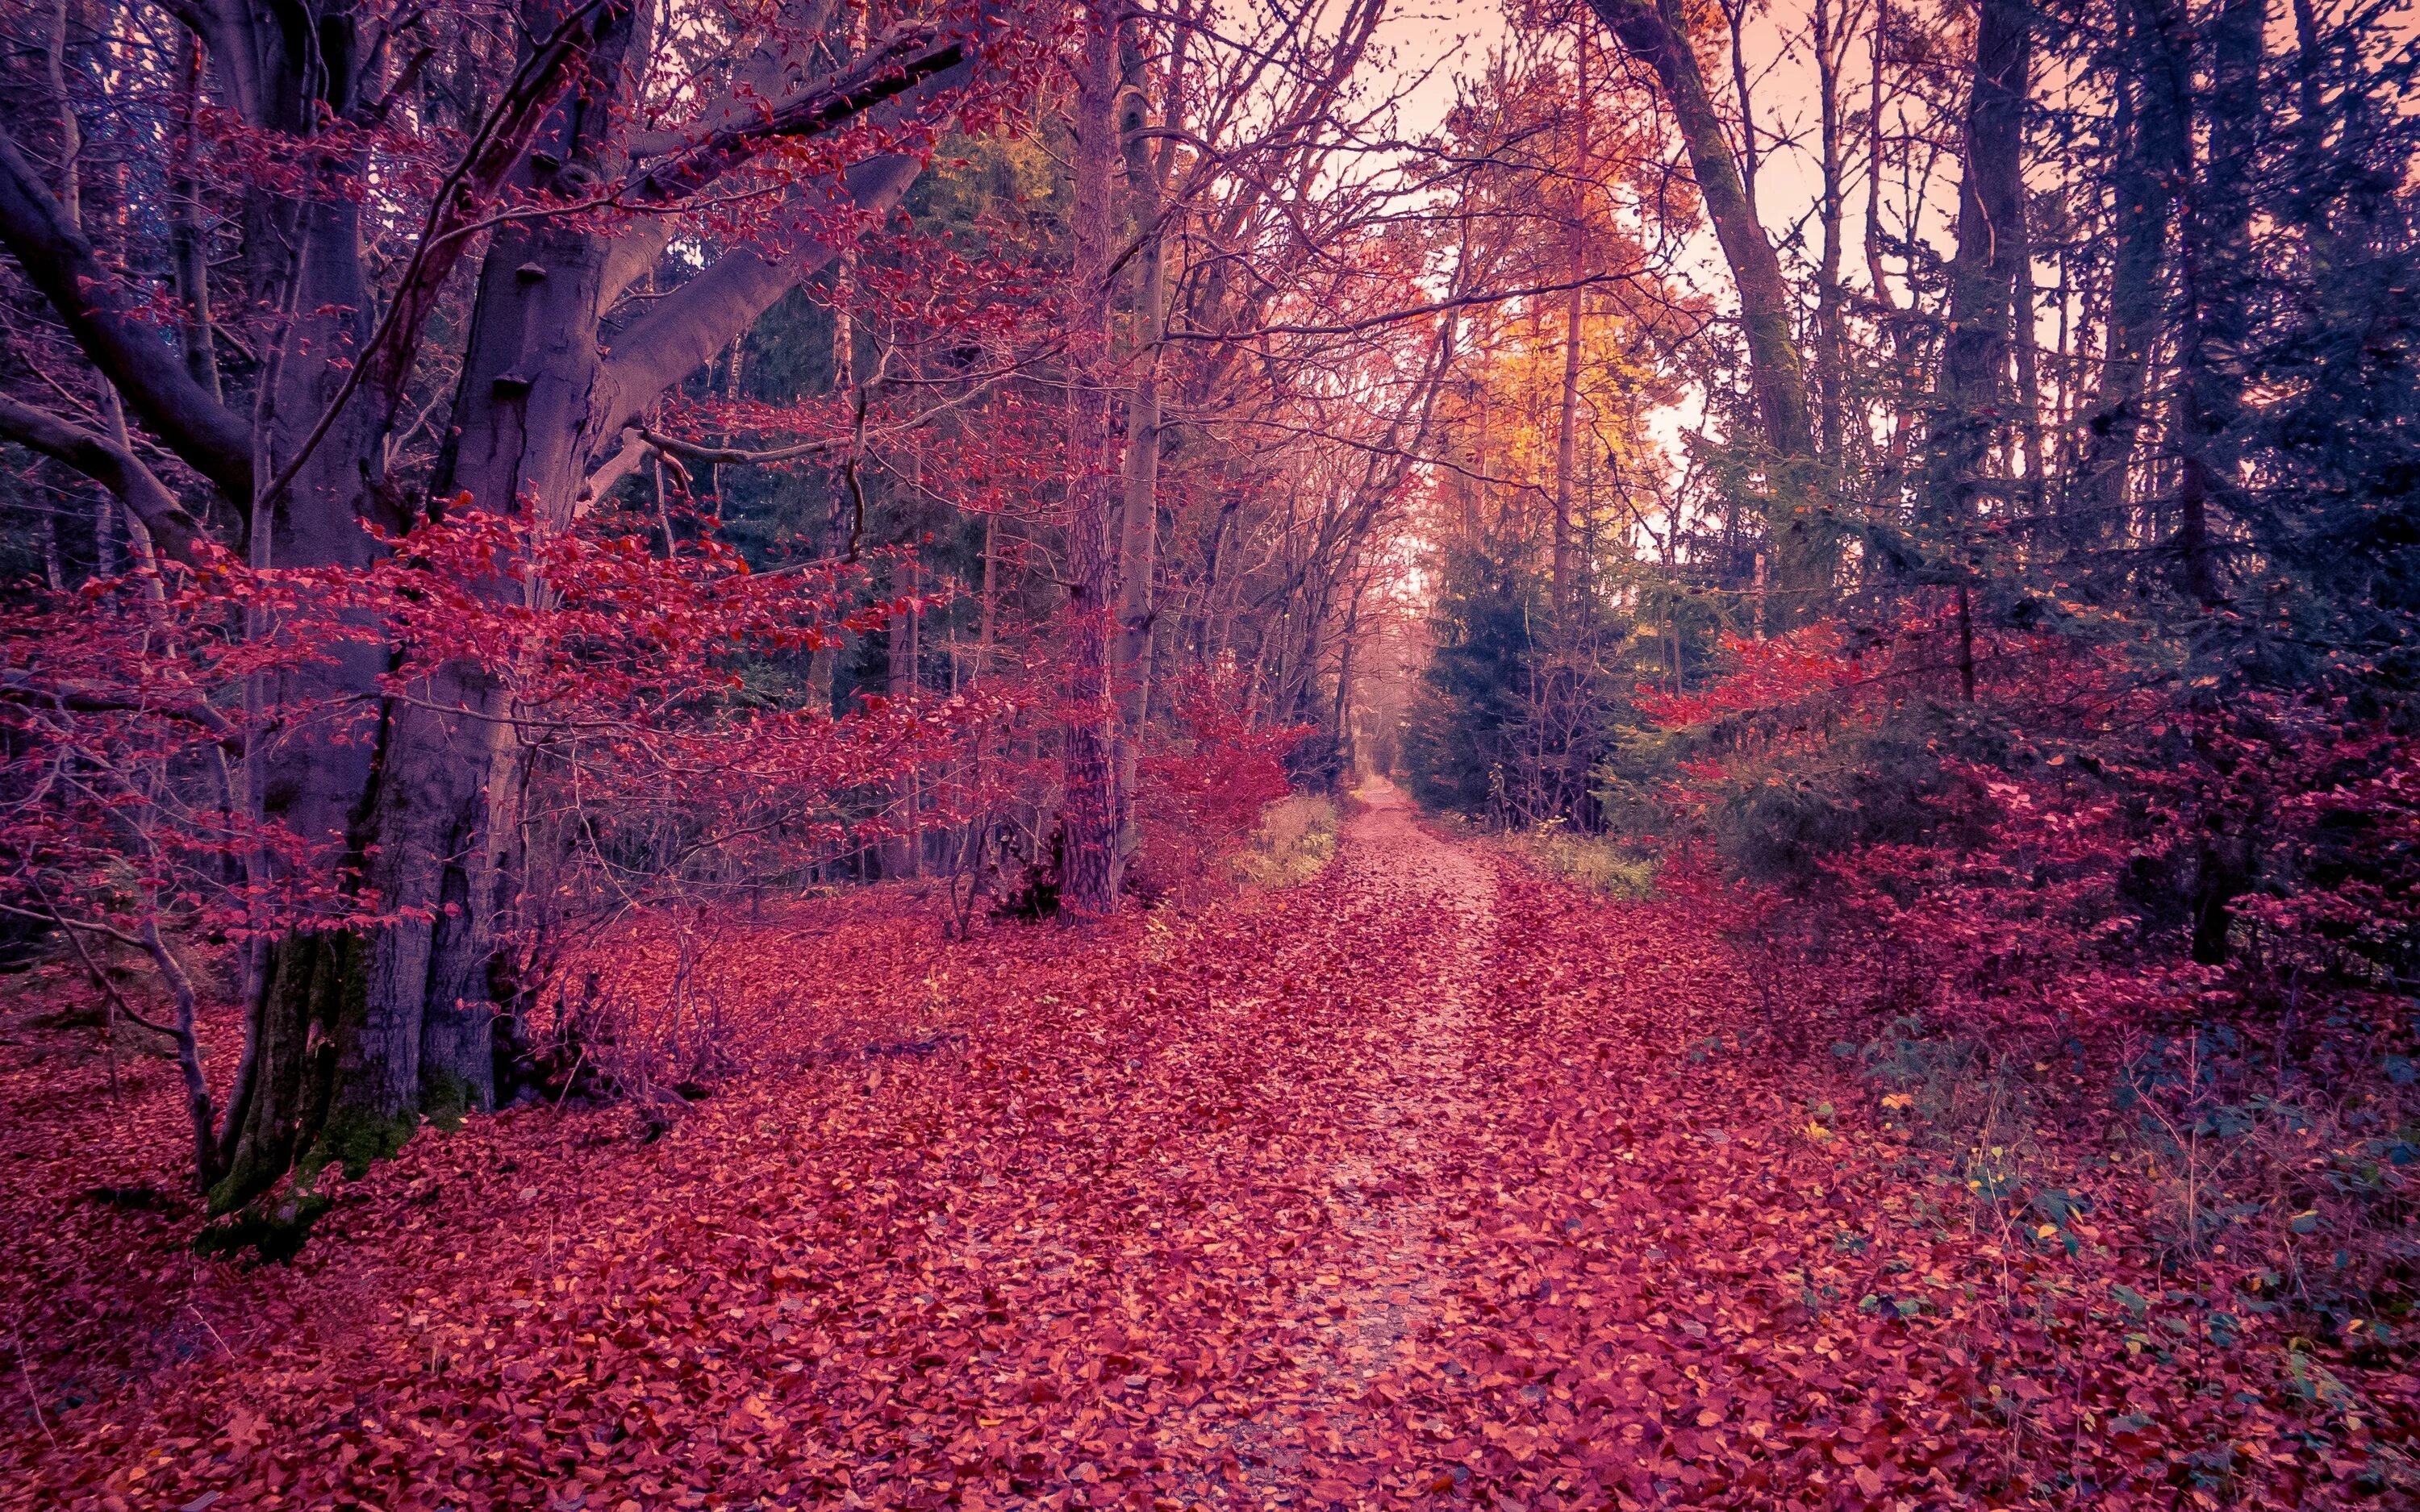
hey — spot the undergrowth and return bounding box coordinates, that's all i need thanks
[1500,822,1658,898]
[1233,793,1340,889]
[1817,993,2420,1429]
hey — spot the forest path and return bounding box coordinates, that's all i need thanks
[16,793,2415,1511]
[1299,781,1496,1405]
[1169,780,1501,1503]
[13,781,1820,1512]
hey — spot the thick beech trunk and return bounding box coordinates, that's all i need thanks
[196,0,983,1218]
[1,0,982,1224]
[214,0,651,1209]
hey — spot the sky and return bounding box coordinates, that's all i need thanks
[1354,0,1954,311]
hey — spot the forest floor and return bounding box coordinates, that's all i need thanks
[3,786,2410,1510]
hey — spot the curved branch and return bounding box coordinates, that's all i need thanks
[0,672,249,752]
[598,152,926,435]
[636,427,843,466]
[0,394,214,566]
[0,126,254,506]
[621,26,966,208]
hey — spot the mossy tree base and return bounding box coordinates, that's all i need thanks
[198,1103,419,1262]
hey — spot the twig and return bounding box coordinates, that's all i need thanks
[13,1331,56,1450]
[553,1044,590,1108]
[183,1304,233,1360]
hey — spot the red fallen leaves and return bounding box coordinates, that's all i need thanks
[3,797,2414,1510]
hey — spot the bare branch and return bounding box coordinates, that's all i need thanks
[0,125,253,506]
[623,27,967,208]
[0,394,214,565]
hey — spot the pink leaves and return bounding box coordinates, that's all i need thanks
[7,777,2414,1509]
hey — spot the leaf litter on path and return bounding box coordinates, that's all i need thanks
[4,788,2411,1509]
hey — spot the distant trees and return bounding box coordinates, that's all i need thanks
[1396,28,1701,823]
[1406,0,2418,840]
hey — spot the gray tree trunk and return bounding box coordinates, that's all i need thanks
[1587,0,1831,625]
[1929,0,2033,529]
[1059,0,1125,915]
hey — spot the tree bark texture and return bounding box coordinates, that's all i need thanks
[1587,0,1832,624]
[1059,0,1124,916]
[1114,31,1170,864]
[2076,0,2185,549]
[1930,0,2033,528]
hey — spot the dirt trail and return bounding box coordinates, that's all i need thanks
[11,774,2412,1509]
[1185,781,1499,1502]
[6,780,1570,1512]
[1302,782,1496,1401]
[3,776,1936,1512]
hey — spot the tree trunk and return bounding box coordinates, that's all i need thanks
[1059,0,1125,915]
[1550,30,1593,616]
[2170,0,2264,608]
[212,0,976,1216]
[887,554,920,876]
[1863,1,1896,308]
[167,30,218,399]
[2,0,985,1227]
[1930,0,2031,527]
[2075,0,2184,552]
[1811,0,1848,464]
[1551,286,1584,614]
[257,0,653,1194]
[1587,0,1830,625]
[1114,25,1171,867]
[812,252,857,714]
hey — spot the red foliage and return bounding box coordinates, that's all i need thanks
[1141,664,1307,835]
[0,512,1013,1187]
[1635,624,1863,729]
[0,511,995,943]
[1116,664,1309,900]
[5,795,2411,1509]
[1635,610,2420,1049]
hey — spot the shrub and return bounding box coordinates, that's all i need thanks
[1233,794,1339,889]
[1503,824,1656,898]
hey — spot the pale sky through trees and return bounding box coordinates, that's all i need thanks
[1373,0,1510,133]
[1357,0,1905,489]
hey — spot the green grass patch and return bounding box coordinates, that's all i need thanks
[1233,794,1340,889]
[1505,825,1657,898]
